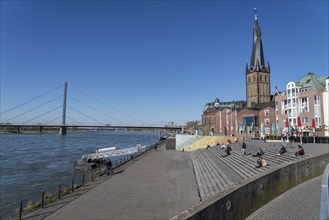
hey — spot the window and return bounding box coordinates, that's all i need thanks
[315,117,321,128]
[293,118,297,126]
[243,116,258,126]
[314,95,320,105]
[302,117,308,123]
[264,110,269,116]
[301,97,308,113]
[265,128,270,135]
[265,75,267,82]
[260,74,263,81]
[265,119,270,125]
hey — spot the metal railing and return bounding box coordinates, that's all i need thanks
[320,164,329,220]
[0,143,157,220]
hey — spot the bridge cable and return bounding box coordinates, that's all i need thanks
[69,85,151,126]
[68,96,127,125]
[0,84,63,116]
[66,116,85,126]
[22,106,63,125]
[1,95,63,124]
[44,116,62,125]
[67,106,106,125]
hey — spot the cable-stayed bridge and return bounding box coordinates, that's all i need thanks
[0,82,182,134]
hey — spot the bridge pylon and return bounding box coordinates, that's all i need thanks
[59,81,67,135]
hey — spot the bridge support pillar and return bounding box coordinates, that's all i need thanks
[17,126,20,133]
[39,126,43,134]
[59,127,67,135]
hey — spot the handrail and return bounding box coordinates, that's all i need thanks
[320,164,329,220]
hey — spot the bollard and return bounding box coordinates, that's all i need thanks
[41,191,45,208]
[58,184,61,199]
[72,179,74,192]
[19,200,23,220]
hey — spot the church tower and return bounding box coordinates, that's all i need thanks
[246,8,271,107]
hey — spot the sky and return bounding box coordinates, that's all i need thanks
[0,0,328,126]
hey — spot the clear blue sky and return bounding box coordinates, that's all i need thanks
[1,0,328,126]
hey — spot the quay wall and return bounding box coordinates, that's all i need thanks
[175,135,235,151]
[172,153,329,220]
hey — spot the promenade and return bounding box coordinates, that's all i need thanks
[26,140,328,220]
[43,142,200,220]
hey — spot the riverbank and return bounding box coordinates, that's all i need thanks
[0,131,160,218]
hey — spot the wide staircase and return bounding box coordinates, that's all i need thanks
[190,141,311,201]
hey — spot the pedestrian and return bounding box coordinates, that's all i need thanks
[294,145,305,157]
[255,157,268,168]
[289,135,293,148]
[219,143,226,150]
[106,159,112,175]
[225,145,232,156]
[252,149,264,157]
[277,145,287,155]
[241,141,248,155]
[154,143,158,151]
[282,134,287,145]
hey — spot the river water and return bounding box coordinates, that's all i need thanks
[0,131,159,215]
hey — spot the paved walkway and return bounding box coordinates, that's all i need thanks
[43,144,199,220]
[247,175,322,219]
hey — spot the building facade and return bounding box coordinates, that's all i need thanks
[275,73,328,137]
[201,10,328,138]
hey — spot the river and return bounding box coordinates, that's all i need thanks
[0,131,159,216]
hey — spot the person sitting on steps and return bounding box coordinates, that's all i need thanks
[277,145,287,155]
[225,145,232,156]
[294,145,305,157]
[252,148,264,157]
[255,157,268,168]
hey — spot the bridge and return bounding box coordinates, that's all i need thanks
[0,82,183,135]
[0,124,182,134]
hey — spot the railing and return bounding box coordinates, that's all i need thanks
[0,143,156,220]
[320,164,329,220]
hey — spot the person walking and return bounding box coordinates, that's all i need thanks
[106,159,112,175]
[241,141,247,155]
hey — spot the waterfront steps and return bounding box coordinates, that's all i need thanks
[190,142,312,201]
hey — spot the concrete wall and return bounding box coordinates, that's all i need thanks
[166,137,176,150]
[172,153,329,220]
[175,135,235,151]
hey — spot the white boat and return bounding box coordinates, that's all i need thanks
[96,147,116,153]
[74,144,147,170]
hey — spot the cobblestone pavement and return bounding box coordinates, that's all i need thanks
[247,175,322,220]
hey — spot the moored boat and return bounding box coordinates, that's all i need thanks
[74,144,148,171]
